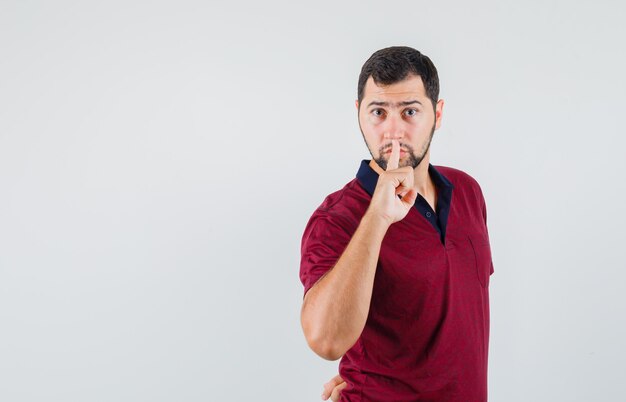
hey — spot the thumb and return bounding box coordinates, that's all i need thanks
[400,188,418,208]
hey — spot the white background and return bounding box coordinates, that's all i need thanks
[1,1,625,401]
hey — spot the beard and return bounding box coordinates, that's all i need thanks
[359,121,436,171]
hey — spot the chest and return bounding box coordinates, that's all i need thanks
[370,196,491,318]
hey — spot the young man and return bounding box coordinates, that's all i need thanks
[300,46,494,401]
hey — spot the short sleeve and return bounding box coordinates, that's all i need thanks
[299,211,355,298]
[480,187,495,276]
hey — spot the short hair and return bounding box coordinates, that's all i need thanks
[357,46,440,110]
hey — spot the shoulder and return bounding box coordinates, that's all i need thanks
[303,179,368,236]
[434,165,480,186]
[434,165,486,202]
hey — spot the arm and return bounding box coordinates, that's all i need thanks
[300,139,417,360]
[300,210,390,360]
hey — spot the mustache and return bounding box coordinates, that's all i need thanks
[379,143,414,154]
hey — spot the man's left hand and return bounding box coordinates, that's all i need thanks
[321,374,346,401]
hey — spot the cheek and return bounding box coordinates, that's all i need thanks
[409,118,433,134]
[366,113,381,123]
[361,131,384,152]
[361,115,378,127]
[359,119,381,138]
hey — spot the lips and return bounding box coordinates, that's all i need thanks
[385,149,407,154]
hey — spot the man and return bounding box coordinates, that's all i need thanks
[299,46,494,401]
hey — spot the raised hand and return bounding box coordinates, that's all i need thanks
[367,139,418,225]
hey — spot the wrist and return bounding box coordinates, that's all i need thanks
[362,209,393,230]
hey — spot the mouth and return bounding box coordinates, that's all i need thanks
[385,150,408,155]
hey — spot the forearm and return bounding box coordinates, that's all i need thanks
[301,210,390,360]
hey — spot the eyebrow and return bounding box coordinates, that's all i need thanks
[367,100,423,108]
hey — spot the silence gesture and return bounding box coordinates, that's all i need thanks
[368,139,417,225]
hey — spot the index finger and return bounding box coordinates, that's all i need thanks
[386,139,400,171]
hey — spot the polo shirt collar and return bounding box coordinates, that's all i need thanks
[356,159,454,197]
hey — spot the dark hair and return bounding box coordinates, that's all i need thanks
[357,46,440,110]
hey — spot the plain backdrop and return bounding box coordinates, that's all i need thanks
[1,1,625,401]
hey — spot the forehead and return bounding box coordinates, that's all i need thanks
[362,74,427,101]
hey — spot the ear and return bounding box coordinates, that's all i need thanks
[355,99,359,110]
[434,99,444,130]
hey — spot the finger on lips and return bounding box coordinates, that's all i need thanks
[386,139,400,171]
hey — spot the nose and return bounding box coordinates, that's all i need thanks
[383,113,404,140]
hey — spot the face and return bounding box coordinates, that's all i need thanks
[356,74,444,171]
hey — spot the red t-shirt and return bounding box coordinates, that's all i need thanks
[300,162,494,401]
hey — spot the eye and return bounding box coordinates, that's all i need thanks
[371,109,385,117]
[404,108,418,117]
